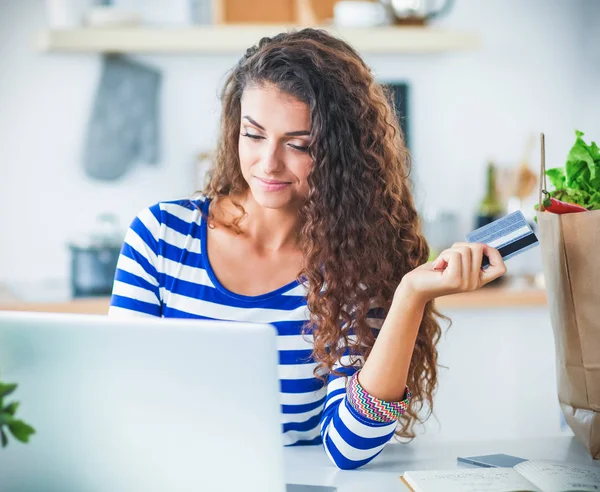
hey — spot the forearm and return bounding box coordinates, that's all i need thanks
[320,371,398,470]
[358,285,426,401]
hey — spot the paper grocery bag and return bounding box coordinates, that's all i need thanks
[537,209,600,459]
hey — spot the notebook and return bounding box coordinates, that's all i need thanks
[400,460,600,492]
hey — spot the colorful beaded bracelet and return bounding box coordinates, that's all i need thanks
[346,371,412,423]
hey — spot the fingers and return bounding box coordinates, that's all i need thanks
[431,242,507,295]
[436,249,462,285]
[460,245,472,287]
[432,257,447,271]
[470,243,484,285]
[449,242,479,290]
[480,244,507,285]
[448,242,490,290]
[452,242,507,286]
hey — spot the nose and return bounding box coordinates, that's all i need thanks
[260,141,283,175]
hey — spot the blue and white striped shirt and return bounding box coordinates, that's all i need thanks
[109,197,397,469]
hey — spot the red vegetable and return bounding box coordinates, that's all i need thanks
[542,192,587,214]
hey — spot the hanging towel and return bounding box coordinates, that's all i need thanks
[83,55,162,181]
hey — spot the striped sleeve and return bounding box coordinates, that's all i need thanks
[109,205,162,317]
[319,308,397,470]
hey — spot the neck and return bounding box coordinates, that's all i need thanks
[221,191,302,252]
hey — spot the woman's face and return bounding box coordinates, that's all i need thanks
[238,83,312,211]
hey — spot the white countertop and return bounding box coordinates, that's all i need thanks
[283,436,599,491]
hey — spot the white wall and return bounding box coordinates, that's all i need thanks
[580,0,600,133]
[419,307,566,441]
[0,0,595,287]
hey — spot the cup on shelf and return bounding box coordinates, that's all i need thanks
[44,0,95,28]
[333,1,393,28]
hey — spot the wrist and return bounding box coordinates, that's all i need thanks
[394,276,430,309]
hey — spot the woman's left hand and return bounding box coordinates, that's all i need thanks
[396,242,507,305]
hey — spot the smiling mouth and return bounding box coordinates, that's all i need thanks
[255,177,292,185]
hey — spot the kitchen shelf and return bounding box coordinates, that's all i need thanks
[436,286,547,309]
[0,287,546,315]
[36,26,480,54]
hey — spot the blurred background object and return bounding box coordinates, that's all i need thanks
[494,135,539,223]
[422,209,460,261]
[195,151,214,190]
[298,0,336,25]
[85,6,142,27]
[333,1,393,28]
[68,213,124,298]
[188,0,214,25]
[474,161,504,229]
[44,0,96,28]
[383,82,410,149]
[213,0,337,25]
[213,0,295,24]
[106,0,199,26]
[83,55,162,181]
[380,0,454,25]
[509,134,538,213]
[46,0,217,27]
[0,284,19,304]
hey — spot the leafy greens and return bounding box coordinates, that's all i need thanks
[545,130,600,210]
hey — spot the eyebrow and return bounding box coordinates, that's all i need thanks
[242,115,310,137]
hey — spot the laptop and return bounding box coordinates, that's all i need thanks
[0,311,289,492]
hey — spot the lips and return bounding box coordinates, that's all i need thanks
[255,177,291,185]
[254,176,292,192]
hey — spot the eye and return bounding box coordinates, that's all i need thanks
[241,132,264,141]
[288,143,310,153]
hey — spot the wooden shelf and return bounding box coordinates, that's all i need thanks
[435,287,546,309]
[0,297,111,315]
[35,26,480,54]
[0,287,545,315]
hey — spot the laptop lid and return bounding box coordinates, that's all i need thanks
[0,311,285,492]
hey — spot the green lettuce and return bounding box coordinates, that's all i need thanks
[545,130,600,210]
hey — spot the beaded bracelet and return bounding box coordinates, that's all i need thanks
[346,371,412,423]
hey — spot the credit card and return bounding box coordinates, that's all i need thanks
[465,210,539,269]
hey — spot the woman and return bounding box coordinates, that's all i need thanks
[109,28,506,470]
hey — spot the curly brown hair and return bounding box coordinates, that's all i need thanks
[203,28,444,440]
